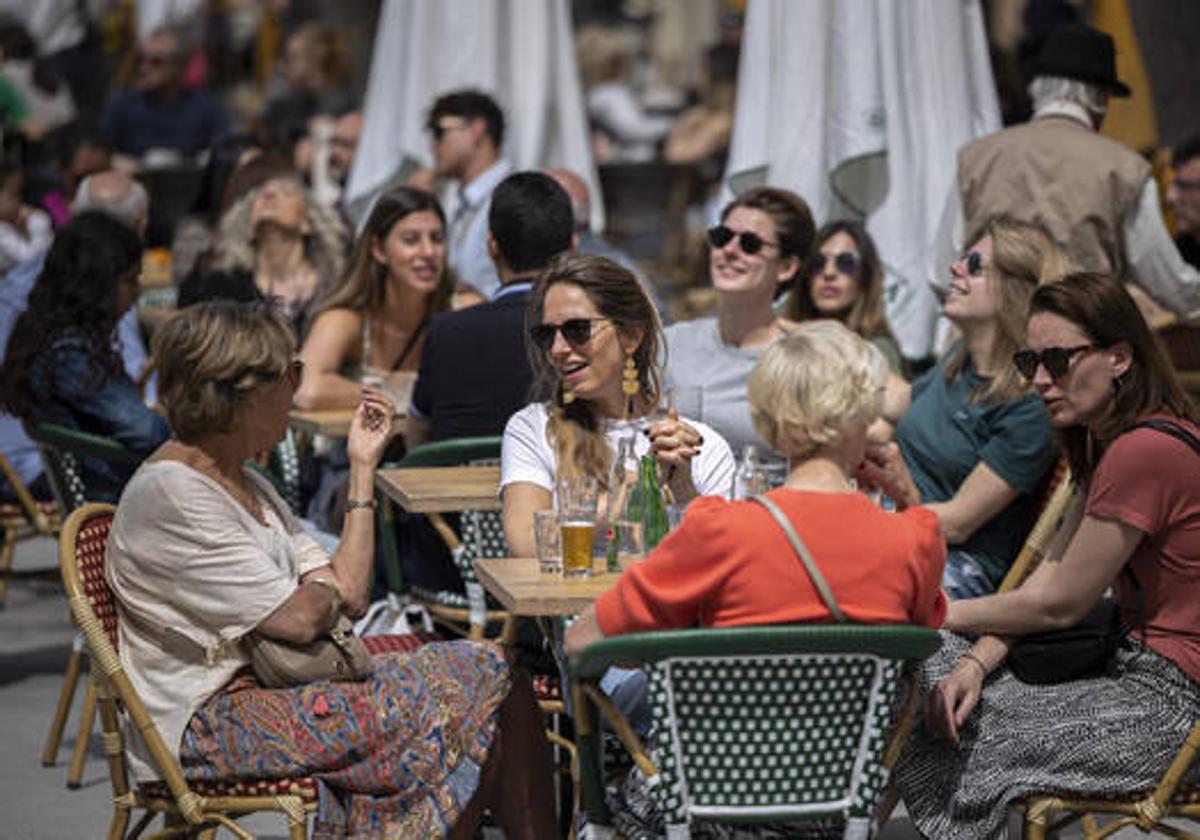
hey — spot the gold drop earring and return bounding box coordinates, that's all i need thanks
[622,354,639,416]
[562,380,576,405]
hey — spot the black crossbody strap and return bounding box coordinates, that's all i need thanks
[749,495,847,623]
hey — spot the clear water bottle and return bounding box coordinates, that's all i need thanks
[605,436,639,571]
[732,444,762,499]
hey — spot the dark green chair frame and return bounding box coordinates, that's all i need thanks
[570,624,942,837]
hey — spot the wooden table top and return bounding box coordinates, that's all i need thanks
[374,465,501,513]
[475,557,621,616]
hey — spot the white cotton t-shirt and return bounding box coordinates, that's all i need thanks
[500,402,736,500]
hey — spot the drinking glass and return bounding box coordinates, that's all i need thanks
[534,509,563,577]
[556,477,599,579]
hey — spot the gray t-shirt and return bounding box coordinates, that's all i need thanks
[663,317,770,458]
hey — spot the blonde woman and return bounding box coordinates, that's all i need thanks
[295,187,470,410]
[212,173,347,336]
[868,217,1072,598]
[501,254,735,559]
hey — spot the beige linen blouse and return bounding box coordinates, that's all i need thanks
[105,461,330,780]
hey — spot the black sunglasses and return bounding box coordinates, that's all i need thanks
[707,225,779,255]
[959,250,988,277]
[1012,345,1095,380]
[428,118,466,142]
[529,318,609,351]
[811,251,860,276]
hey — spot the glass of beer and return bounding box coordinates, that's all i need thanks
[556,477,599,579]
[560,518,596,578]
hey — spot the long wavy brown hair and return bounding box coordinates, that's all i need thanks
[528,254,663,487]
[1028,272,1196,483]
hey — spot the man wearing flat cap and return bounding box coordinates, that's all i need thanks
[941,22,1200,323]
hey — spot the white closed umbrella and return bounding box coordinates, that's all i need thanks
[724,0,1000,359]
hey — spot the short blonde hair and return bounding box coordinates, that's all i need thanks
[748,321,886,459]
[153,302,295,442]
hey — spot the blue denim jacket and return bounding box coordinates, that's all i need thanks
[26,329,169,502]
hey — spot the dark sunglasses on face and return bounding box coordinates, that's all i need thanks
[707,225,779,255]
[1012,344,1096,380]
[959,250,988,277]
[529,318,609,351]
[811,251,860,276]
[428,118,466,142]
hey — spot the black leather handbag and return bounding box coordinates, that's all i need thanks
[1007,419,1200,685]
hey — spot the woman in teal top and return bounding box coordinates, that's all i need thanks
[868,216,1069,598]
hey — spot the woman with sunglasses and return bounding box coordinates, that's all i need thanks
[794,220,903,375]
[893,272,1200,839]
[501,253,735,559]
[663,187,815,457]
[865,217,1068,599]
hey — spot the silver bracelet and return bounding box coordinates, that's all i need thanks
[345,498,376,510]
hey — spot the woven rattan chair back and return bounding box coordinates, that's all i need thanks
[59,504,315,840]
[571,625,941,839]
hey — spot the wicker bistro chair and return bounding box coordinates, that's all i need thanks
[0,451,60,607]
[60,503,319,840]
[570,625,942,838]
[376,436,514,641]
[27,422,144,787]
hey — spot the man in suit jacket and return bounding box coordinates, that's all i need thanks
[408,171,575,445]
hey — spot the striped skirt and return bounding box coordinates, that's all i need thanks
[894,631,1200,839]
[179,639,509,839]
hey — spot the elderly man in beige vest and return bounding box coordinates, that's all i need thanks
[938,23,1200,324]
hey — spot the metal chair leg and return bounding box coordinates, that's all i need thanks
[42,634,85,765]
[67,675,97,788]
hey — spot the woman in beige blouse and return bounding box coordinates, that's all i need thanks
[106,301,553,838]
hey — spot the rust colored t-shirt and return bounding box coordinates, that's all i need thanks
[594,489,947,636]
[1088,416,1200,685]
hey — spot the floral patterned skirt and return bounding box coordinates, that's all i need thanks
[179,640,509,839]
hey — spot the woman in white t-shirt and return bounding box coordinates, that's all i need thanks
[502,254,734,556]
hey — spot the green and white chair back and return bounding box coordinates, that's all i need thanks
[27,423,141,516]
[571,625,940,839]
